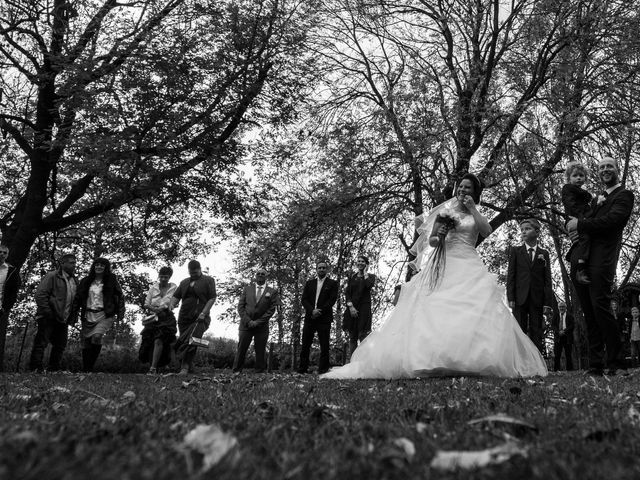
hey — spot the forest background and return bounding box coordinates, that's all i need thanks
[1,0,639,371]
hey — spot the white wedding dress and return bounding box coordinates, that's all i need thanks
[322,199,548,379]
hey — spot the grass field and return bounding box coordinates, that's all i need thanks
[2,369,640,480]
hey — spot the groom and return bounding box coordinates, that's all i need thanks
[567,156,634,375]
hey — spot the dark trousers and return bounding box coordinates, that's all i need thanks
[348,329,369,361]
[299,321,330,373]
[513,298,544,353]
[571,252,621,369]
[554,334,573,371]
[233,326,269,372]
[29,316,68,371]
[631,341,640,366]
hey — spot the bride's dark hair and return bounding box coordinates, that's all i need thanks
[460,173,483,204]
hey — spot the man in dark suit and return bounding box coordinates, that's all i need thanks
[553,300,574,371]
[506,218,553,352]
[298,260,339,374]
[567,156,634,375]
[233,268,280,373]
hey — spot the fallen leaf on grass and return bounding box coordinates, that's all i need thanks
[49,386,71,394]
[181,424,239,473]
[380,438,416,468]
[393,438,416,459]
[468,413,538,435]
[170,421,186,431]
[430,442,528,471]
[82,397,115,409]
[121,391,136,402]
[52,402,68,411]
[628,406,640,426]
[12,431,39,444]
[23,412,41,421]
[105,415,117,424]
[13,394,32,401]
[416,422,428,434]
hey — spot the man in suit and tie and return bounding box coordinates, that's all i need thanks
[506,218,553,352]
[567,156,634,375]
[298,260,339,374]
[553,300,574,371]
[233,268,280,373]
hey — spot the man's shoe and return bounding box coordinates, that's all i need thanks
[576,270,591,285]
[585,367,604,376]
[296,369,308,374]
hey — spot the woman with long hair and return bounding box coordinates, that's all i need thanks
[323,174,548,379]
[71,257,125,372]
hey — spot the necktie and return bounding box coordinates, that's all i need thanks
[528,247,534,262]
[603,191,609,197]
[257,286,263,300]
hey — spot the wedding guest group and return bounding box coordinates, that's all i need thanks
[2,156,635,379]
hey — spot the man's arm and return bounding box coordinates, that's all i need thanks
[301,281,313,313]
[237,286,248,326]
[578,191,634,234]
[34,272,54,315]
[543,250,553,308]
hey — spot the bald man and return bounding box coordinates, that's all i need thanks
[567,156,634,375]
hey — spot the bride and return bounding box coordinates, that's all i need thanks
[322,173,548,379]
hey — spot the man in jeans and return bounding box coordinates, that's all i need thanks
[29,253,78,372]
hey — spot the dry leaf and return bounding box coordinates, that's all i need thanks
[468,413,538,434]
[49,386,71,394]
[430,442,527,471]
[392,438,416,460]
[416,422,428,434]
[182,424,239,473]
[627,406,640,427]
[121,391,136,401]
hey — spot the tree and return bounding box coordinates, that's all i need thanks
[0,0,317,368]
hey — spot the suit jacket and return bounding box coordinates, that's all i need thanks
[237,283,279,331]
[552,310,575,343]
[302,277,339,325]
[577,186,634,271]
[506,245,553,307]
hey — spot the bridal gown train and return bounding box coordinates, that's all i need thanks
[322,200,548,379]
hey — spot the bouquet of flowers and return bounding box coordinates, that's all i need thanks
[424,208,461,292]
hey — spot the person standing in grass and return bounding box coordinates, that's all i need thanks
[171,260,216,375]
[139,266,177,374]
[343,255,376,362]
[29,253,78,372]
[232,267,280,374]
[552,300,574,371]
[298,260,339,375]
[71,258,125,372]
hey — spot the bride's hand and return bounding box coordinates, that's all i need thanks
[461,194,476,210]
[437,225,448,236]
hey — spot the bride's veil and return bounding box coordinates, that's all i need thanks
[408,197,459,273]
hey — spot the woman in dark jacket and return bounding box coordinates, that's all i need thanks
[71,257,125,372]
[343,255,376,362]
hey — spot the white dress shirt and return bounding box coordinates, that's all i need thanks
[0,263,7,306]
[314,277,326,308]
